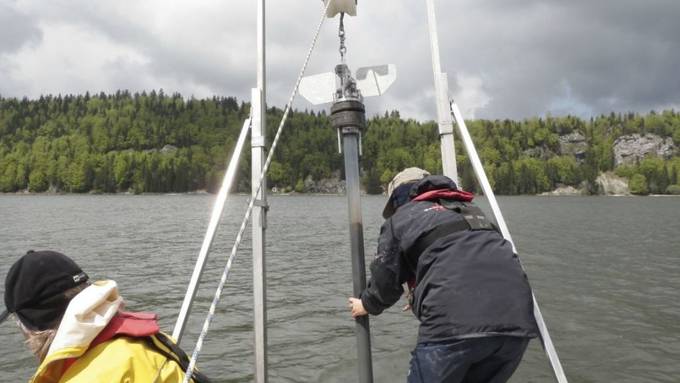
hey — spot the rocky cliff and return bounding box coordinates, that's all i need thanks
[540,185,584,196]
[559,131,588,161]
[613,134,675,166]
[302,175,346,194]
[596,172,630,195]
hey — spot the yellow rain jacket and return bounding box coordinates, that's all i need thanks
[30,280,203,383]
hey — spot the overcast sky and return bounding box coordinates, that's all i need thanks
[1,0,679,120]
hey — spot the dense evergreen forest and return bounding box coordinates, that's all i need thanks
[1,91,679,195]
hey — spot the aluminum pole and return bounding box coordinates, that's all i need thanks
[251,87,268,383]
[257,0,266,92]
[425,0,458,183]
[252,0,269,380]
[450,100,569,383]
[173,117,252,343]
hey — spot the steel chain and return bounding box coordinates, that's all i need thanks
[339,13,347,62]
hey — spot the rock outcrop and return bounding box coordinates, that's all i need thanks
[160,144,178,153]
[558,132,588,160]
[303,175,346,194]
[523,145,555,160]
[143,144,178,154]
[596,172,630,195]
[540,185,584,196]
[613,134,675,166]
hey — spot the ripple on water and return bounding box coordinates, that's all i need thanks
[1,194,679,382]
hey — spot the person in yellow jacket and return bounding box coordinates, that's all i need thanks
[1,250,211,383]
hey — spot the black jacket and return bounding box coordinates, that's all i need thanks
[360,176,539,343]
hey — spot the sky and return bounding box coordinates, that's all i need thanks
[1,0,679,121]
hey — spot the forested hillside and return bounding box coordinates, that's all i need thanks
[1,91,679,195]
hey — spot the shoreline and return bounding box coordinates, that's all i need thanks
[3,190,679,197]
[0,190,353,197]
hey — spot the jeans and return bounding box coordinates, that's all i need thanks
[407,336,530,383]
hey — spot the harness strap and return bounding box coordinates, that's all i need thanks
[150,333,212,383]
[410,219,470,257]
[409,200,499,257]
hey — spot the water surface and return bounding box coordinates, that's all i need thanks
[1,194,678,382]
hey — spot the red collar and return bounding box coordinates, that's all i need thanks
[413,189,474,202]
[62,311,159,373]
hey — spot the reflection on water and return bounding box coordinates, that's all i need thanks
[0,195,678,382]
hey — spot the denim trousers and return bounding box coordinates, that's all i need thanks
[407,336,530,383]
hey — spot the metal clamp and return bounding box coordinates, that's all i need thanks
[252,198,270,211]
[253,198,268,229]
[331,99,366,131]
[252,135,266,148]
[341,126,361,135]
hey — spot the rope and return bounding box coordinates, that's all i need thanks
[181,1,334,381]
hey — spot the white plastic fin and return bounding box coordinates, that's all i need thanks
[300,64,397,105]
[355,64,397,97]
[324,0,357,18]
[299,72,337,105]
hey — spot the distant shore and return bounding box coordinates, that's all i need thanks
[0,189,351,196]
[3,190,679,197]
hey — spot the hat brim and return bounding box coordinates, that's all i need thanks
[0,310,9,325]
[382,195,396,219]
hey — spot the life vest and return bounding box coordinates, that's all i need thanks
[60,312,211,383]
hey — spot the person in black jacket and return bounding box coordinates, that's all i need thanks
[348,168,538,383]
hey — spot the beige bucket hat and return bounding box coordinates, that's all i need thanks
[382,167,430,218]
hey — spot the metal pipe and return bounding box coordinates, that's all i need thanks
[251,92,269,383]
[425,0,443,77]
[425,0,458,183]
[258,0,266,91]
[332,98,373,383]
[450,100,569,383]
[173,117,252,343]
[342,130,373,383]
[252,1,268,381]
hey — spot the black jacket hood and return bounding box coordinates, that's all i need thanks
[409,175,458,198]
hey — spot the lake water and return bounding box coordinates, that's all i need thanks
[0,194,679,382]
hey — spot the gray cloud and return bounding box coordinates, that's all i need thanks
[435,0,680,118]
[0,0,678,120]
[0,2,42,54]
